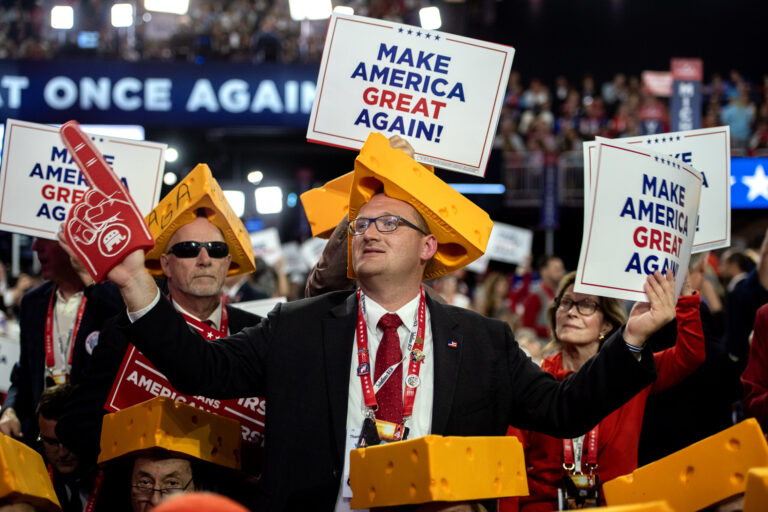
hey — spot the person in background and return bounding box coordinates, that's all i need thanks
[0,239,123,444]
[503,270,704,511]
[36,384,101,512]
[520,255,565,339]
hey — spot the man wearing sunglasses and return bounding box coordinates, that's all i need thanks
[55,170,265,485]
[62,133,679,511]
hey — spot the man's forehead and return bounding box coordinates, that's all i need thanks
[168,217,225,246]
[359,193,418,217]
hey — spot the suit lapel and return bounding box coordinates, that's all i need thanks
[428,298,462,435]
[323,293,357,466]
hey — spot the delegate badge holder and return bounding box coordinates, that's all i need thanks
[357,417,410,447]
[558,473,600,510]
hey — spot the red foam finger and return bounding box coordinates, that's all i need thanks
[60,121,124,197]
[59,120,154,282]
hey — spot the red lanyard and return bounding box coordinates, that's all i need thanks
[44,289,88,369]
[179,303,229,340]
[355,287,427,420]
[563,426,599,473]
[47,466,103,512]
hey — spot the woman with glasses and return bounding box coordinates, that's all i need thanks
[501,270,705,511]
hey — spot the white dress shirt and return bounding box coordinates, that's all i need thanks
[335,291,434,512]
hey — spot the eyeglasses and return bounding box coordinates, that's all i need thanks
[166,241,229,259]
[556,297,600,316]
[348,215,428,236]
[131,477,193,499]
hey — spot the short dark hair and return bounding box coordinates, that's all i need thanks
[536,254,560,271]
[36,384,73,421]
[725,251,756,273]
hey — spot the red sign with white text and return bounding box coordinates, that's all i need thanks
[106,346,266,445]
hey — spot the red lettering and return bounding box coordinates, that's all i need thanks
[362,86,378,105]
[412,97,429,117]
[431,100,446,119]
[56,187,70,202]
[380,90,396,109]
[72,189,85,204]
[633,226,647,247]
[395,93,412,113]
[649,229,662,251]
[662,231,671,254]
[42,184,55,200]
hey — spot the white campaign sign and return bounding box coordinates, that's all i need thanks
[583,126,730,252]
[0,119,165,240]
[307,13,514,176]
[0,336,20,393]
[575,141,702,302]
[232,296,287,318]
[249,227,283,266]
[484,222,533,266]
[301,237,328,269]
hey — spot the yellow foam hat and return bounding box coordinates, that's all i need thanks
[144,164,255,277]
[300,172,355,239]
[0,434,61,511]
[347,132,493,281]
[99,397,241,470]
[301,162,435,239]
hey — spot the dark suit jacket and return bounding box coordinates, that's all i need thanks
[2,281,123,443]
[122,290,657,511]
[56,299,261,465]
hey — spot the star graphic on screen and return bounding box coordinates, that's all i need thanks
[742,164,768,201]
[207,332,215,339]
[730,175,737,187]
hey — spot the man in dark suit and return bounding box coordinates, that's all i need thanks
[0,238,123,444]
[55,169,264,480]
[63,133,676,511]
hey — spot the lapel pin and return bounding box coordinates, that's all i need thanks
[447,340,458,348]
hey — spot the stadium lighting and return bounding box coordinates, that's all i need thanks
[144,0,189,15]
[163,172,178,186]
[224,190,246,217]
[247,170,264,184]
[165,147,179,162]
[333,6,354,15]
[255,186,283,214]
[288,0,332,20]
[419,6,442,30]
[51,6,74,29]
[111,3,134,27]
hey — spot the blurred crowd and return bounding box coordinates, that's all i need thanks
[2,1,767,154]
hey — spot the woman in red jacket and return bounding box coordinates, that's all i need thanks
[502,270,705,511]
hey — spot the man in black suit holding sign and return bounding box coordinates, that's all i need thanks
[62,132,676,511]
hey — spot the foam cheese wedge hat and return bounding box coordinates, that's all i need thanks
[301,159,435,239]
[347,132,493,280]
[99,397,241,470]
[300,171,355,239]
[0,434,61,511]
[144,164,256,277]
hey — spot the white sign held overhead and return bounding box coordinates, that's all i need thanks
[250,227,283,266]
[307,13,514,176]
[484,222,533,266]
[575,141,702,302]
[583,126,730,252]
[301,237,328,269]
[0,119,166,240]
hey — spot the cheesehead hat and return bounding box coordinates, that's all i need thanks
[347,132,493,281]
[98,397,241,470]
[144,164,255,277]
[0,434,61,511]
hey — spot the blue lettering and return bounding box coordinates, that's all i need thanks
[354,109,371,128]
[377,44,398,63]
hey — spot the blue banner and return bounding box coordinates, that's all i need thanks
[670,80,702,131]
[731,157,768,209]
[0,59,319,127]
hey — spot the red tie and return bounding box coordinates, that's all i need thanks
[375,313,403,424]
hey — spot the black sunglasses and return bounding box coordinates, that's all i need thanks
[167,241,229,259]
